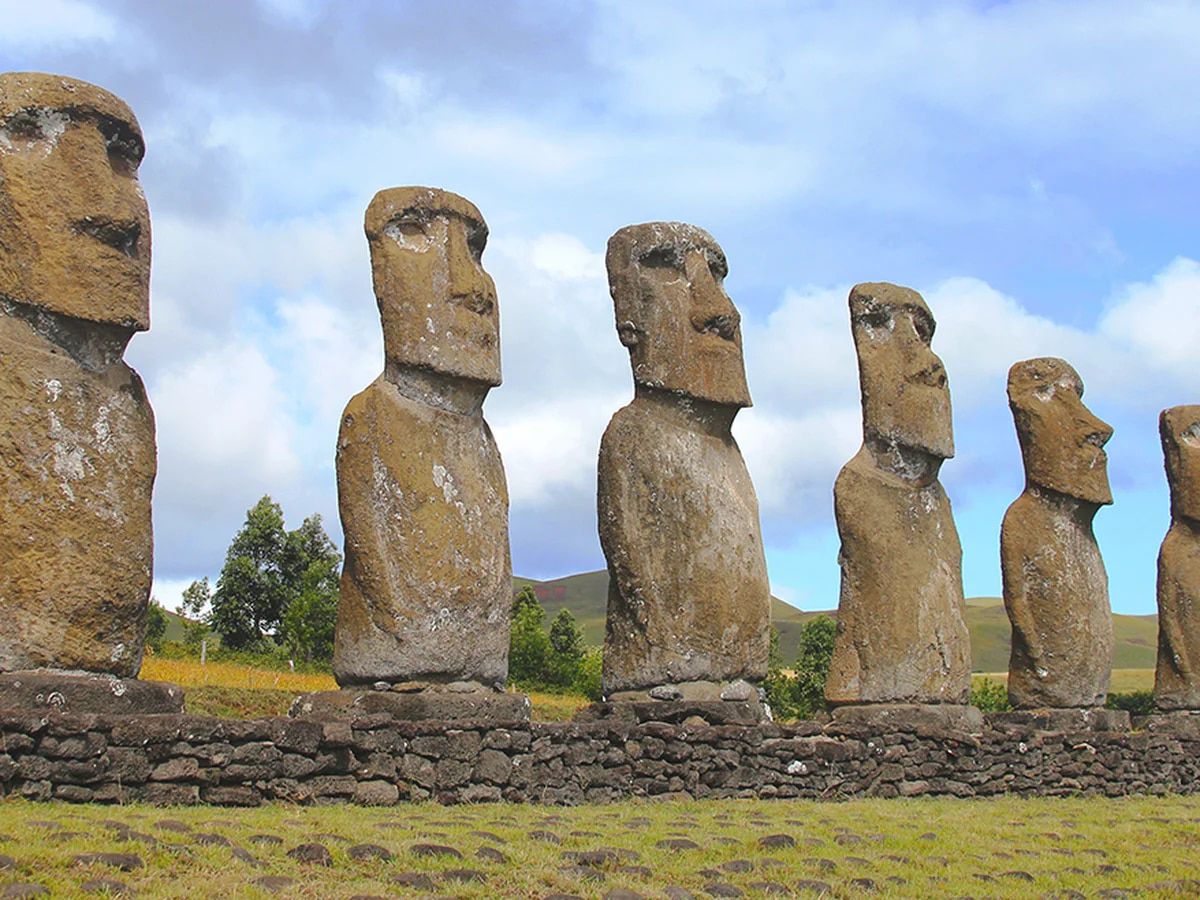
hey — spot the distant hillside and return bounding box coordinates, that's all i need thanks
[513,572,1158,672]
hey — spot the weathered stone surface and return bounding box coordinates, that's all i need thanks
[0,672,181,714]
[333,187,511,688]
[825,283,971,705]
[989,707,1130,733]
[599,222,769,696]
[829,703,984,736]
[290,688,529,723]
[1003,358,1114,709]
[0,73,155,678]
[575,698,766,726]
[1156,405,1200,710]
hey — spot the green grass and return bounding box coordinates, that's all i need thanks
[0,795,1196,897]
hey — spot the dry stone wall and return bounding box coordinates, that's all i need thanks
[2,710,1198,808]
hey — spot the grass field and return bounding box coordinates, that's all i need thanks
[141,656,592,721]
[0,795,1196,897]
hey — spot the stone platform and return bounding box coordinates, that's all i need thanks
[0,671,184,714]
[290,687,530,723]
[990,707,1131,733]
[829,703,985,735]
[580,678,770,725]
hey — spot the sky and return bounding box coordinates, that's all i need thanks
[2,0,1198,617]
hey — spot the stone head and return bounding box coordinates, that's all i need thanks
[1161,405,1200,523]
[1008,357,1113,505]
[0,72,150,330]
[365,186,500,387]
[606,221,750,408]
[849,282,954,460]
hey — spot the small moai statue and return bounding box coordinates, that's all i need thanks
[593,221,770,722]
[0,72,179,712]
[1155,405,1200,712]
[824,283,975,728]
[293,187,526,722]
[1002,358,1114,711]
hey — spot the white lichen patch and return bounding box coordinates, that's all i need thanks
[0,108,70,158]
[47,410,92,500]
[43,378,62,402]
[431,463,459,504]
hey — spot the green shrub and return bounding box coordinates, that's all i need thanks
[970,677,1012,712]
[764,616,837,720]
[1106,690,1155,715]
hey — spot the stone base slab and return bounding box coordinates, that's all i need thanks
[1134,710,1200,739]
[0,670,184,714]
[290,688,530,722]
[575,697,768,726]
[830,703,985,735]
[990,707,1131,733]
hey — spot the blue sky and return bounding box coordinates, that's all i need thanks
[3,0,1198,616]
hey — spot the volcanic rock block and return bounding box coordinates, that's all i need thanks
[1155,405,1200,710]
[332,187,513,693]
[825,283,971,706]
[1002,357,1114,709]
[0,72,156,678]
[598,222,770,698]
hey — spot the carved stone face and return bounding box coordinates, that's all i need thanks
[1008,357,1113,506]
[606,221,751,408]
[849,282,954,460]
[365,187,500,387]
[1161,405,1200,523]
[0,73,150,330]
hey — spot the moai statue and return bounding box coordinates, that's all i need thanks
[824,283,974,725]
[1002,358,1114,711]
[1155,405,1200,711]
[294,187,526,722]
[0,73,178,712]
[594,221,770,722]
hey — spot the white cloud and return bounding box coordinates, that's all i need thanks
[1100,257,1200,381]
[150,340,301,519]
[0,0,115,46]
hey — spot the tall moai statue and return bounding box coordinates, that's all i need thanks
[596,221,770,719]
[294,187,526,721]
[824,283,973,716]
[1155,405,1200,711]
[1002,358,1114,710]
[0,73,177,712]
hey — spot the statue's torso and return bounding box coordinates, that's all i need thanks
[1155,522,1200,709]
[826,450,971,704]
[1002,491,1113,707]
[0,315,155,676]
[333,376,510,686]
[598,400,770,693]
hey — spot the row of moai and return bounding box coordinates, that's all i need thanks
[2,73,1198,727]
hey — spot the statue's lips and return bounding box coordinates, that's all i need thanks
[73,217,141,258]
[691,313,738,341]
[452,293,495,316]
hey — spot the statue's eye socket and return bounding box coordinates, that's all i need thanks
[639,247,680,270]
[859,310,890,331]
[912,313,934,342]
[384,218,432,248]
[467,226,487,261]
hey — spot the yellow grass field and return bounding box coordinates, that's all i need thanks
[973,669,1154,693]
[141,656,336,694]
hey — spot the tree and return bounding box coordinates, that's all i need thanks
[207,497,341,655]
[764,615,837,720]
[178,577,212,647]
[146,600,168,651]
[508,586,551,686]
[546,608,585,689]
[280,515,341,661]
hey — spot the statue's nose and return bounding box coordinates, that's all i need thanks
[686,251,738,339]
[446,222,491,305]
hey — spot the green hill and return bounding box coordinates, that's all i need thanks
[513,572,1158,672]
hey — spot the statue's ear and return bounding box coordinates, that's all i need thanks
[617,320,640,348]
